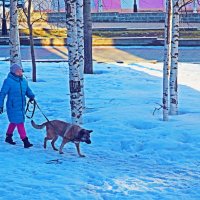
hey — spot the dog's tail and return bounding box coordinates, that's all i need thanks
[31,120,46,129]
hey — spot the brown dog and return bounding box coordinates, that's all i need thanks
[31,120,92,157]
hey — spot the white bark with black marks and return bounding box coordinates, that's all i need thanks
[170,0,179,115]
[9,0,22,66]
[163,0,173,121]
[76,0,85,110]
[98,0,103,12]
[65,0,83,125]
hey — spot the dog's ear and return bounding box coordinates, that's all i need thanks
[88,130,93,133]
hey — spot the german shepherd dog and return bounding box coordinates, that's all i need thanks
[31,120,92,157]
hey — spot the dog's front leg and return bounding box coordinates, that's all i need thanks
[59,138,68,154]
[75,143,85,157]
[44,137,49,149]
[51,135,59,151]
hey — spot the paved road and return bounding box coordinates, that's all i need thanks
[0,45,200,63]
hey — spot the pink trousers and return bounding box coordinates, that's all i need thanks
[6,123,27,140]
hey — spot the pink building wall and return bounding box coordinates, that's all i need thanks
[93,0,121,11]
[91,0,199,12]
[139,0,165,11]
[92,0,165,12]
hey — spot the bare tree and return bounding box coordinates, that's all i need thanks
[179,0,194,10]
[2,0,8,35]
[193,0,198,13]
[21,0,46,82]
[163,0,196,119]
[65,0,83,125]
[163,0,173,121]
[170,0,179,115]
[83,0,93,74]
[9,0,22,66]
[22,0,36,82]
[76,0,85,110]
[97,0,103,12]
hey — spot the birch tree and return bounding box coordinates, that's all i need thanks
[65,0,83,125]
[76,0,85,110]
[163,0,172,121]
[84,0,93,74]
[20,0,48,82]
[193,0,197,13]
[163,0,195,119]
[169,0,179,115]
[98,0,103,12]
[9,0,22,66]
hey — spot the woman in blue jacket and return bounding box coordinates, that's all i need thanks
[0,63,35,148]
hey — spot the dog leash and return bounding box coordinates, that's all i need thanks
[25,99,36,119]
[25,99,50,123]
[25,99,61,135]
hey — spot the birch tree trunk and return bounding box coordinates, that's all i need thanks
[76,0,85,110]
[98,0,103,12]
[65,0,83,125]
[163,0,172,121]
[84,0,93,74]
[193,0,197,13]
[170,0,179,115]
[10,0,22,66]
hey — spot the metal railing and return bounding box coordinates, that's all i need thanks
[0,0,25,8]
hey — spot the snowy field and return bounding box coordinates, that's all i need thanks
[0,60,200,200]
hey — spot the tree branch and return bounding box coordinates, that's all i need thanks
[153,103,163,115]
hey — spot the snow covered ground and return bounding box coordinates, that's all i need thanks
[0,60,200,200]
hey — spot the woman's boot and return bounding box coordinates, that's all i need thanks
[22,137,33,148]
[5,134,16,145]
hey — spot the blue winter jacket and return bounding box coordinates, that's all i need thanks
[0,72,35,123]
